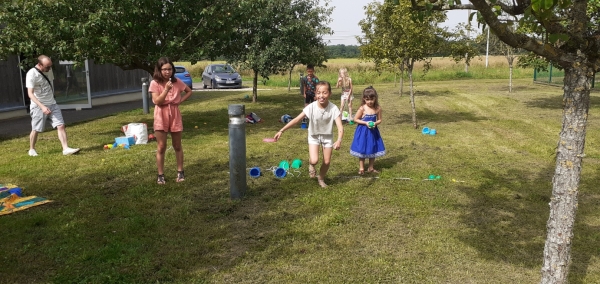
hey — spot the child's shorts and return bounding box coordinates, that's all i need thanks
[308,134,334,148]
[30,104,65,132]
[305,93,315,104]
[341,91,353,101]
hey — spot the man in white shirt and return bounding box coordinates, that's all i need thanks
[26,55,80,156]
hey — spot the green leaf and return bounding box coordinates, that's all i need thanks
[548,33,570,43]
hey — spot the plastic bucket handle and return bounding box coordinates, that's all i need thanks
[279,160,290,171]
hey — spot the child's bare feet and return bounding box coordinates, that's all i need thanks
[317,177,327,188]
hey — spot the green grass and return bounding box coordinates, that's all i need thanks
[2,78,600,283]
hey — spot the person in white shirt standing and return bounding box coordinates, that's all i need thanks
[26,55,80,156]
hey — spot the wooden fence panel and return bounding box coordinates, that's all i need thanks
[88,60,149,96]
[0,55,25,108]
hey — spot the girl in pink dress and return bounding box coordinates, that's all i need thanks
[149,57,193,184]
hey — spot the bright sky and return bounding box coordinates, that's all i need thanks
[323,0,474,45]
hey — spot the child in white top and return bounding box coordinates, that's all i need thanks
[274,81,344,188]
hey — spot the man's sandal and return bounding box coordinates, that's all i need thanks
[157,174,166,185]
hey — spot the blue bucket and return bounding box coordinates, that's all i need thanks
[249,167,261,178]
[274,167,287,178]
[8,187,22,197]
[422,127,430,134]
[429,129,436,135]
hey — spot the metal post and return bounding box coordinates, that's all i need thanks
[485,27,490,68]
[299,72,304,106]
[299,72,304,96]
[141,77,149,114]
[228,104,247,199]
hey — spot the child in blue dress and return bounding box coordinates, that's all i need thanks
[350,87,386,174]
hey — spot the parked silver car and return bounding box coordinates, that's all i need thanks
[202,64,243,89]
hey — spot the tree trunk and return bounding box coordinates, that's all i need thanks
[399,59,406,97]
[506,48,514,93]
[509,64,513,93]
[408,58,417,129]
[252,70,258,103]
[287,66,293,92]
[540,63,593,283]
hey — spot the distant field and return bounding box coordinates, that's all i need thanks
[177,56,534,87]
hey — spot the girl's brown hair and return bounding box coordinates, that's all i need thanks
[315,81,331,93]
[152,57,176,83]
[361,86,380,109]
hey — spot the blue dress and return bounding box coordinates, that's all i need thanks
[350,114,386,158]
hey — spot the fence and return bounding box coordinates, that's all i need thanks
[534,64,597,88]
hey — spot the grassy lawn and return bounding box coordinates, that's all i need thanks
[2,78,600,283]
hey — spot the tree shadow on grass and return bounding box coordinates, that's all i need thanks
[392,109,487,126]
[568,169,600,283]
[0,145,334,282]
[457,166,553,268]
[458,163,600,281]
[525,92,600,110]
[413,89,455,97]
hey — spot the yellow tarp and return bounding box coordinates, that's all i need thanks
[0,185,52,216]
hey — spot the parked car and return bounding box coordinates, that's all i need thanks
[202,64,242,89]
[174,66,193,88]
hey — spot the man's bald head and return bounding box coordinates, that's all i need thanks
[37,55,52,72]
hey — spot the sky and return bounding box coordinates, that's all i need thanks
[323,0,473,45]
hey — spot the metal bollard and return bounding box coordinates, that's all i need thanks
[141,77,149,114]
[228,104,247,199]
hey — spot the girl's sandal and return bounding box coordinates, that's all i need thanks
[368,169,379,174]
[176,171,185,182]
[157,174,166,185]
[317,178,327,188]
[358,169,364,175]
[308,165,316,178]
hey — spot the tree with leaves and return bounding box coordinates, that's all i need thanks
[0,0,238,73]
[476,27,519,92]
[408,0,600,282]
[446,23,480,72]
[358,0,445,128]
[227,0,332,102]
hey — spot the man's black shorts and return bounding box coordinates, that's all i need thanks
[305,93,315,104]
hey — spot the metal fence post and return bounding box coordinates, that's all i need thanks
[142,77,149,114]
[228,104,247,199]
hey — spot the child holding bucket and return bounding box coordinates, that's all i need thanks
[149,57,193,184]
[335,68,353,123]
[350,86,386,175]
[274,81,344,188]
